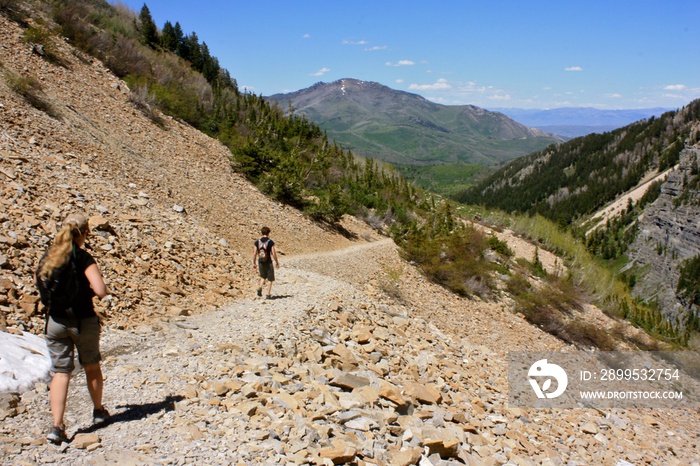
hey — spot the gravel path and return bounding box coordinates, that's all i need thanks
[2,238,699,465]
[1,240,390,465]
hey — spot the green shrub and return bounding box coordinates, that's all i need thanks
[488,235,513,257]
[530,247,548,278]
[306,185,352,224]
[21,22,69,67]
[400,218,496,298]
[23,24,52,44]
[506,271,613,348]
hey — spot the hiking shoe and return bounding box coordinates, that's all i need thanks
[256,287,262,297]
[46,426,68,444]
[93,406,110,424]
[265,295,272,300]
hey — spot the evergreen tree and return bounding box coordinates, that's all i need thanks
[173,22,188,58]
[138,4,158,48]
[200,42,220,83]
[160,20,178,52]
[185,32,202,71]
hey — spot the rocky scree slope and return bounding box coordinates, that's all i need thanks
[0,14,699,466]
[0,14,360,334]
[2,239,700,465]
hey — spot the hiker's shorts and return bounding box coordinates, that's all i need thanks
[258,260,275,282]
[45,316,101,373]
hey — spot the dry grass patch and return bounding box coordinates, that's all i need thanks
[4,69,60,119]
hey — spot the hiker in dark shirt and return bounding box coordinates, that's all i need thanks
[252,226,280,299]
[35,213,112,444]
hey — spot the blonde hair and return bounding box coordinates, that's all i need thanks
[37,213,88,279]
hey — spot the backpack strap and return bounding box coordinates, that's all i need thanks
[257,237,272,262]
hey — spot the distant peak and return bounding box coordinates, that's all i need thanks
[330,78,388,89]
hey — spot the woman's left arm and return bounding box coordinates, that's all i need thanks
[84,263,108,299]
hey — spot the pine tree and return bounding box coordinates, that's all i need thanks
[200,42,220,83]
[138,4,159,48]
[185,32,202,70]
[173,22,189,59]
[160,20,178,52]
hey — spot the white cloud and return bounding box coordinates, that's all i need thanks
[488,94,512,101]
[456,81,489,94]
[605,93,623,98]
[303,34,311,39]
[408,78,452,91]
[365,45,388,51]
[408,79,520,106]
[664,84,686,91]
[342,39,368,45]
[386,60,415,67]
[395,79,404,84]
[310,67,331,77]
[564,66,583,71]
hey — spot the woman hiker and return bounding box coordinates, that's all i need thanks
[36,213,112,444]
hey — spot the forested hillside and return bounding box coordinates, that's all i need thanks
[267,79,560,166]
[458,101,700,340]
[457,101,700,227]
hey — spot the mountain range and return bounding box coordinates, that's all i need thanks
[267,79,562,167]
[267,78,566,195]
[491,106,674,138]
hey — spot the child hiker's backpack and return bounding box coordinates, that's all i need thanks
[36,247,80,319]
[257,238,271,263]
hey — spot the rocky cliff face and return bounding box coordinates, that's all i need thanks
[626,143,700,327]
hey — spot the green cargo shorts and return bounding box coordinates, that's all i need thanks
[45,315,101,373]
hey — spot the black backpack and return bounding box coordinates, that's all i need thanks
[257,238,272,263]
[36,246,80,319]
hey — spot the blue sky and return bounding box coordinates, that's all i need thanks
[114,1,700,110]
